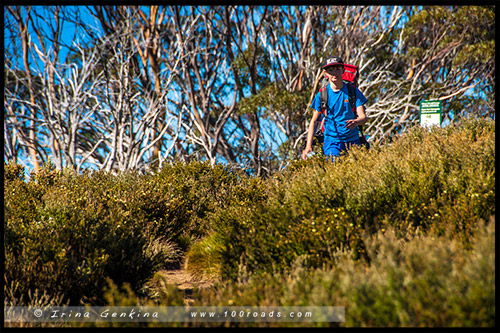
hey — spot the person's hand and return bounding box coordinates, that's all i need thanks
[345,119,359,130]
[302,146,313,160]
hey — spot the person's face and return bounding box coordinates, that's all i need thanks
[324,65,344,81]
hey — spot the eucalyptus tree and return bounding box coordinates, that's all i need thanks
[5,6,93,172]
[87,6,184,172]
[4,5,494,175]
[346,6,495,144]
[5,6,182,173]
[401,6,495,122]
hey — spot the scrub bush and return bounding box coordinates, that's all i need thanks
[4,165,172,305]
[4,160,249,305]
[4,118,495,328]
[218,118,495,279]
[191,218,495,327]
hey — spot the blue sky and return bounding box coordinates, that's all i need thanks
[6,5,487,177]
[5,6,290,175]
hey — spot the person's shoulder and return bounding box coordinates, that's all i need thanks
[352,84,365,95]
[340,83,350,93]
[311,91,321,104]
[346,82,356,89]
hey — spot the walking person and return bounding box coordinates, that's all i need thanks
[302,56,368,161]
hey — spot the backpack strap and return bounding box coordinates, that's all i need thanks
[319,86,328,116]
[316,85,328,134]
[346,82,356,115]
[346,83,364,136]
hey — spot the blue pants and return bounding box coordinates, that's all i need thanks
[323,138,361,162]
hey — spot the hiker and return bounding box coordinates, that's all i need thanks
[301,56,368,161]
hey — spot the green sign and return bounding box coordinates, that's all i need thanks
[419,100,442,127]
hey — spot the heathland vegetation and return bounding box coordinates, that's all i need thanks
[4,118,495,327]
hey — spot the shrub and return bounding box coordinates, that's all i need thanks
[4,118,495,328]
[4,160,262,305]
[337,217,495,327]
[149,161,249,246]
[190,217,495,327]
[4,166,173,305]
[218,118,495,279]
[184,170,269,279]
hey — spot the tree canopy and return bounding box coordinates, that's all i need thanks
[4,5,495,175]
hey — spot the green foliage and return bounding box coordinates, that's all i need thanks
[76,278,186,328]
[405,6,495,70]
[185,231,225,281]
[4,160,253,305]
[184,173,268,280]
[238,82,309,116]
[400,6,495,123]
[339,220,495,327]
[4,167,171,305]
[4,162,26,182]
[192,218,494,327]
[218,118,495,279]
[237,82,310,161]
[232,43,272,94]
[4,118,495,327]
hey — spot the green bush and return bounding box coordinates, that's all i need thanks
[4,166,171,305]
[184,171,269,280]
[337,217,494,327]
[150,161,251,245]
[4,118,495,328]
[218,118,495,279]
[190,217,495,327]
[4,160,263,306]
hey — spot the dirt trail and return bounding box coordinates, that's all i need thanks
[156,269,214,304]
[158,269,213,291]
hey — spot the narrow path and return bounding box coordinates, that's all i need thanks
[159,269,213,291]
[156,269,214,305]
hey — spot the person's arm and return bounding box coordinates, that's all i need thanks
[302,110,321,160]
[345,105,367,130]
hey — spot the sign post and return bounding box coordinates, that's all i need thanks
[419,100,442,128]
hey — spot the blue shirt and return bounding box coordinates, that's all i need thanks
[311,84,367,142]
